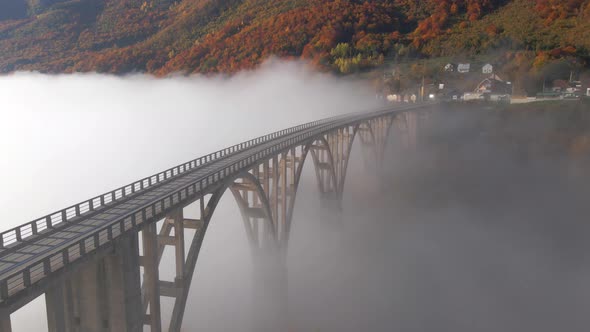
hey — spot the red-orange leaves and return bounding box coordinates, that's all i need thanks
[535,0,588,25]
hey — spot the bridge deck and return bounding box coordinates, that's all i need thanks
[0,103,431,309]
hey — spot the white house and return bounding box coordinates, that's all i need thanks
[473,76,512,101]
[482,64,493,74]
[387,94,398,102]
[458,63,470,73]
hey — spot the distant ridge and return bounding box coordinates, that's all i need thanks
[0,0,588,74]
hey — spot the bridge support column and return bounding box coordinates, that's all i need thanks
[141,223,162,332]
[45,280,73,332]
[104,233,143,332]
[74,261,106,332]
[45,233,142,332]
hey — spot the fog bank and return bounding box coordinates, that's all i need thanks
[0,62,380,224]
[1,63,588,332]
[286,108,590,332]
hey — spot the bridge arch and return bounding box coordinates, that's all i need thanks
[282,137,337,239]
[141,171,278,332]
[226,171,277,251]
[281,115,399,246]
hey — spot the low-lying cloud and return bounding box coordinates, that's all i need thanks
[1,62,588,332]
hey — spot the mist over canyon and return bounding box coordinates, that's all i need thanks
[1,63,589,331]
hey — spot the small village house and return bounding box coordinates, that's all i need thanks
[444,63,455,72]
[463,74,511,102]
[457,63,470,73]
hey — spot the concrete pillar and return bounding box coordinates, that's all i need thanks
[142,223,162,332]
[46,283,65,332]
[46,280,74,332]
[104,233,142,332]
[76,260,106,332]
[173,214,185,285]
[45,233,143,332]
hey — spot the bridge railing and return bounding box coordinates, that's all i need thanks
[0,113,358,249]
[0,103,432,303]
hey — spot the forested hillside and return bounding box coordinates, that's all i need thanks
[0,0,588,74]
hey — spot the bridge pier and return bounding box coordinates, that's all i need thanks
[75,260,107,332]
[104,233,143,332]
[45,280,73,332]
[45,233,142,332]
[140,222,162,332]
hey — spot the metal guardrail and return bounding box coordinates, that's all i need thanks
[0,103,433,304]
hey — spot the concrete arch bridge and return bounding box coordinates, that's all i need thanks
[0,103,433,332]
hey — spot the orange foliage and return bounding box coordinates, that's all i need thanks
[159,0,403,74]
[535,0,587,25]
[485,24,500,37]
[0,0,567,75]
[410,0,504,46]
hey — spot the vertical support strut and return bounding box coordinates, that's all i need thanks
[168,196,210,332]
[272,155,279,235]
[172,210,186,286]
[280,152,288,244]
[141,223,161,332]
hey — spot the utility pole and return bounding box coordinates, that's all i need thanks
[421,75,425,102]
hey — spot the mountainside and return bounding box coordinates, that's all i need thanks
[0,0,588,75]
